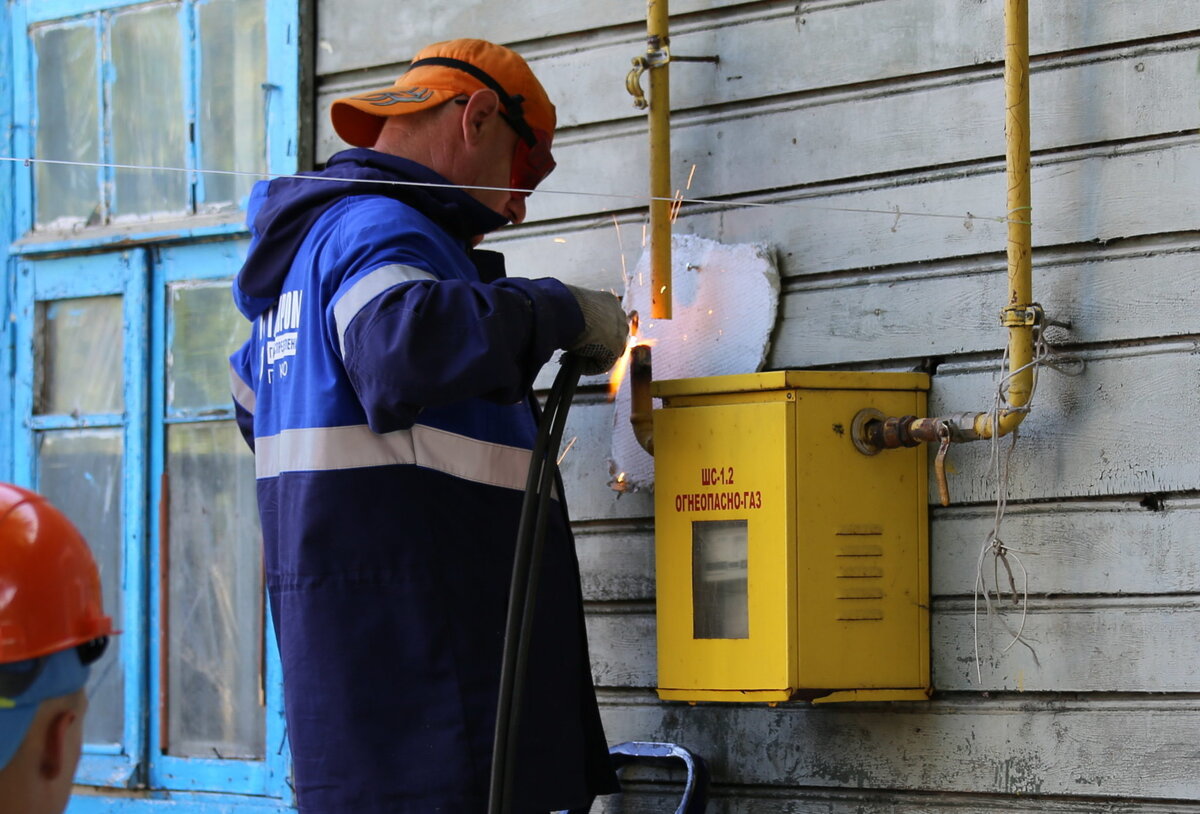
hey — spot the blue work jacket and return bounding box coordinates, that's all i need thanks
[229,150,617,813]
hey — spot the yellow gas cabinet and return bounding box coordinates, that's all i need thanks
[651,370,931,703]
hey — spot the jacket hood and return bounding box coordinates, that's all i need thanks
[233,149,509,320]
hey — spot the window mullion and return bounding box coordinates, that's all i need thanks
[182,1,200,213]
[98,11,113,226]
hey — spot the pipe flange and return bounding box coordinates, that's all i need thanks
[851,408,886,456]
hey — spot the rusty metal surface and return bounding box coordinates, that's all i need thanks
[630,343,655,455]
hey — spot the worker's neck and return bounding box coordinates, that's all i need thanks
[372,114,463,185]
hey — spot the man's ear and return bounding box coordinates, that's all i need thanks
[460,89,501,146]
[37,708,77,780]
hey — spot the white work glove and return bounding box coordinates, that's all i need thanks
[564,285,630,375]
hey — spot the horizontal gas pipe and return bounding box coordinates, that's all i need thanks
[858,0,1034,453]
[631,344,655,455]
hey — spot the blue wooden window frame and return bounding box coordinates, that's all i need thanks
[12,250,152,790]
[145,241,291,801]
[1,0,15,485]
[9,246,295,810]
[7,0,300,252]
[5,0,300,808]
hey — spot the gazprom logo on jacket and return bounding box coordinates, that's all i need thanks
[261,289,303,368]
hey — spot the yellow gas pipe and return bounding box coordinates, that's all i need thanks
[647,0,673,320]
[857,0,1037,457]
[630,344,656,455]
[627,1,717,319]
[985,0,1035,439]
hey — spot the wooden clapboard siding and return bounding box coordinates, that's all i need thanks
[932,498,1200,596]
[596,693,1200,800]
[499,137,1200,310]
[574,499,1200,602]
[595,789,1200,814]
[582,596,1200,693]
[774,238,1200,367]
[317,39,1200,222]
[314,0,1200,154]
[312,0,1200,809]
[928,343,1200,503]
[568,501,1200,602]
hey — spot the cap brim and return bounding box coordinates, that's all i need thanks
[0,702,37,769]
[331,87,460,147]
[0,648,89,769]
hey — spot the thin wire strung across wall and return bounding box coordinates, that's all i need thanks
[972,316,1083,684]
[8,152,1084,684]
[0,154,1033,228]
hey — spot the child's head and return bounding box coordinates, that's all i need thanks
[0,482,115,814]
[0,647,98,814]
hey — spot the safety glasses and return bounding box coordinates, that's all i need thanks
[508,124,556,196]
[452,97,557,196]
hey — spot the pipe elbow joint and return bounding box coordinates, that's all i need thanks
[630,344,655,456]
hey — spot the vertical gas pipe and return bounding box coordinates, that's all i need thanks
[856,0,1036,455]
[977,0,1033,439]
[647,0,672,319]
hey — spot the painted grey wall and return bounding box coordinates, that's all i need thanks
[315,1,1200,810]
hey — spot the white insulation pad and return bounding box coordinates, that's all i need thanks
[609,234,779,492]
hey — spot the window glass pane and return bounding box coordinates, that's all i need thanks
[110,3,187,218]
[33,21,101,228]
[35,296,124,415]
[198,0,266,208]
[37,429,125,747]
[168,281,247,413]
[692,520,750,639]
[166,421,263,758]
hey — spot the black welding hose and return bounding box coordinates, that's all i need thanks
[488,353,584,814]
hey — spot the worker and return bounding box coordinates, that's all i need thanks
[229,38,626,813]
[0,483,114,814]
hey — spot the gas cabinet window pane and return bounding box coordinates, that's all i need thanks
[35,297,124,415]
[168,281,248,412]
[33,21,101,228]
[198,0,266,208]
[37,429,125,747]
[692,520,750,639]
[166,421,264,758]
[110,3,187,218]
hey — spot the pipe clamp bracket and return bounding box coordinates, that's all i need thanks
[999,303,1043,327]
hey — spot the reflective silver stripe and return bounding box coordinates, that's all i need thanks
[229,364,256,414]
[333,263,437,355]
[254,423,534,492]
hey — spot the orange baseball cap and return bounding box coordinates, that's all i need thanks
[331,38,556,149]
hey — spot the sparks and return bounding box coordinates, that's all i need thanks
[607,312,656,400]
[612,214,630,290]
[557,435,578,465]
[669,189,685,223]
[553,237,567,243]
[685,163,697,191]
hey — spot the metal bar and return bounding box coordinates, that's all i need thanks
[856,0,1036,454]
[158,470,170,754]
[647,0,672,319]
[974,0,1033,439]
[630,344,655,455]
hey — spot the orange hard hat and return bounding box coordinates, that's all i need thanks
[0,483,114,664]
